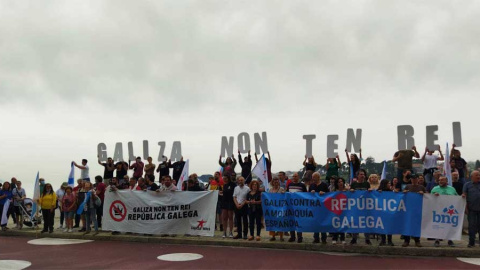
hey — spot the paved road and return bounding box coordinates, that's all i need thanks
[0,236,479,269]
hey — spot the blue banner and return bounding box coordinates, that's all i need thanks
[262,191,423,236]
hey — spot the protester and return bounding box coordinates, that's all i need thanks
[255,152,272,183]
[146,174,159,191]
[0,182,13,231]
[325,155,341,181]
[368,174,380,190]
[462,170,480,248]
[98,156,115,185]
[115,161,128,181]
[219,155,237,178]
[332,178,346,245]
[187,179,204,191]
[268,176,285,241]
[169,157,186,183]
[238,150,253,184]
[246,180,262,241]
[287,172,307,243]
[431,176,458,247]
[75,180,87,232]
[402,174,426,247]
[233,176,250,240]
[426,171,441,193]
[392,146,420,182]
[377,179,394,246]
[303,155,318,178]
[62,186,76,233]
[72,179,83,228]
[309,172,328,244]
[156,156,170,182]
[278,171,291,190]
[451,145,468,184]
[83,182,99,235]
[209,173,224,231]
[144,157,156,180]
[56,182,68,229]
[349,169,371,245]
[136,178,147,191]
[38,183,57,233]
[129,157,145,180]
[73,159,90,181]
[452,171,464,196]
[220,175,235,238]
[12,181,26,229]
[418,175,426,187]
[158,175,177,191]
[391,177,400,192]
[94,176,106,228]
[421,147,444,185]
[345,149,363,180]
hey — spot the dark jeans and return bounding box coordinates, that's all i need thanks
[85,208,98,232]
[289,231,303,240]
[0,204,12,227]
[248,210,262,237]
[468,210,480,245]
[75,213,81,227]
[403,235,420,243]
[381,234,392,243]
[353,233,370,241]
[235,205,248,237]
[96,201,104,228]
[42,209,55,232]
[333,233,345,241]
[314,232,327,242]
[60,210,65,226]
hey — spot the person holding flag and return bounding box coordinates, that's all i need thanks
[253,153,271,191]
[176,159,189,190]
[255,152,272,184]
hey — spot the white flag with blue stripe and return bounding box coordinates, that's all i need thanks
[444,143,452,186]
[31,171,40,219]
[177,159,189,190]
[252,154,269,191]
[381,160,387,181]
[68,162,75,187]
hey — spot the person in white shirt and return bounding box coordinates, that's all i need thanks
[421,147,444,186]
[233,176,250,240]
[73,159,90,181]
[56,182,68,229]
[157,175,177,192]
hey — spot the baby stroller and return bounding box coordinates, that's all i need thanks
[20,198,42,228]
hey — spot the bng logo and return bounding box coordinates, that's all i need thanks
[432,205,459,227]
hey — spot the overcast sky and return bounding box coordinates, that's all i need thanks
[1,1,479,195]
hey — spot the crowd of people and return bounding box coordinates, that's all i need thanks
[1,144,479,248]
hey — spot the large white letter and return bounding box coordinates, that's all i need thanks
[303,134,316,157]
[397,125,415,150]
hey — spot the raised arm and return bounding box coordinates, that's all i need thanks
[345,149,351,163]
[218,156,225,167]
[73,161,86,170]
[438,146,444,161]
[412,146,420,158]
[255,153,259,162]
[267,151,271,163]
[421,147,428,162]
[336,154,341,165]
[238,150,244,166]
[303,155,308,166]
[359,148,363,160]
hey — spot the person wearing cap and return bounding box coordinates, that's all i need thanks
[129,157,145,180]
[62,185,76,233]
[56,182,68,229]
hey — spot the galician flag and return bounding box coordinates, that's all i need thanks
[31,171,40,219]
[252,154,269,191]
[444,143,452,186]
[68,162,75,187]
[177,159,189,190]
[381,160,387,181]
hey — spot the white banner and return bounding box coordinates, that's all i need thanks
[420,194,466,240]
[102,190,218,236]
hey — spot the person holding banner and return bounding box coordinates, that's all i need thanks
[402,175,426,247]
[268,176,285,242]
[247,180,263,241]
[462,170,480,248]
[332,178,347,245]
[38,183,57,233]
[287,173,307,243]
[238,150,253,184]
[368,174,380,190]
[452,172,464,196]
[158,175,177,191]
[431,176,458,247]
[377,180,395,246]
[350,169,372,245]
[310,172,329,244]
[0,182,13,231]
[233,176,250,240]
